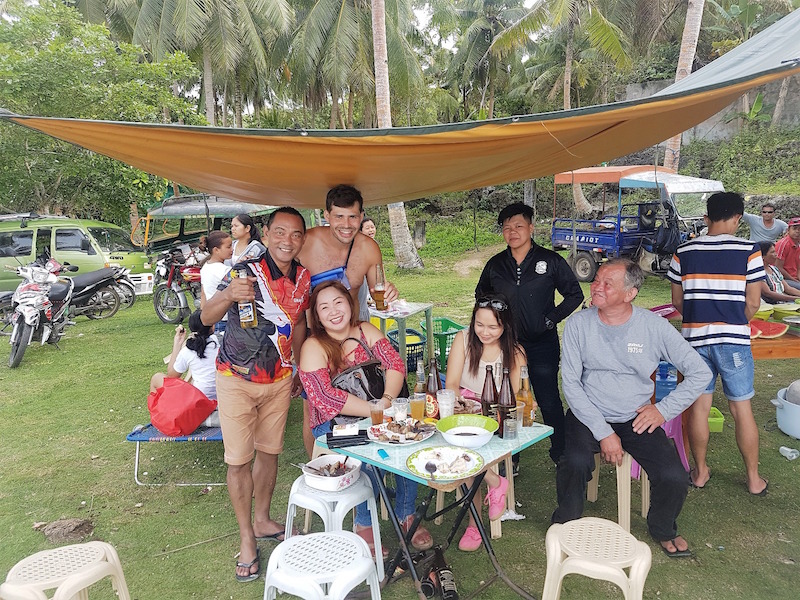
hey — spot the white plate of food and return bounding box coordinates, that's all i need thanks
[406,446,484,480]
[367,419,436,445]
[454,396,482,415]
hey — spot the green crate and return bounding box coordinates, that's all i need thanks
[419,317,466,371]
[708,407,725,433]
[387,328,427,374]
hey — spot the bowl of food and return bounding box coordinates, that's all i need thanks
[302,455,361,492]
[436,414,498,449]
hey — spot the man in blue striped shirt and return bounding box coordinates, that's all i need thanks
[669,192,768,496]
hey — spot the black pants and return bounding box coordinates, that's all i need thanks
[522,333,564,463]
[551,410,689,542]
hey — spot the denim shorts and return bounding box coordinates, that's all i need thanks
[695,343,755,401]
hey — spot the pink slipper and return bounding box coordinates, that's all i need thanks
[484,475,509,521]
[356,525,389,560]
[458,525,482,552]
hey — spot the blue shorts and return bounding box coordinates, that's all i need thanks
[696,343,755,401]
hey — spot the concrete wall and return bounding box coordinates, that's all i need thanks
[623,75,800,144]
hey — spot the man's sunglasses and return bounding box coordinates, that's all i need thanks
[762,210,774,214]
[477,299,508,311]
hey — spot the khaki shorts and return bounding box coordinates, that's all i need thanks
[216,373,292,464]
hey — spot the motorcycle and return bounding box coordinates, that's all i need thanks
[111,266,136,309]
[7,257,78,368]
[7,258,123,367]
[152,248,202,324]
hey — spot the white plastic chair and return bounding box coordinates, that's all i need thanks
[0,541,131,600]
[586,452,650,532]
[285,473,384,581]
[542,517,652,600]
[263,531,381,600]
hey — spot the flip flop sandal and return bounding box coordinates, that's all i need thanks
[235,548,261,582]
[256,529,285,542]
[660,539,692,558]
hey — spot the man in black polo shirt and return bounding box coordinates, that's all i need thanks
[476,202,583,463]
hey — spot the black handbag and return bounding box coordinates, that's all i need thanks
[331,337,409,400]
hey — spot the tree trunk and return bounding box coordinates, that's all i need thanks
[772,75,791,129]
[347,89,355,129]
[234,77,243,128]
[371,0,423,269]
[222,82,229,127]
[563,16,575,111]
[329,87,338,129]
[573,184,595,215]
[202,46,215,126]
[663,0,705,171]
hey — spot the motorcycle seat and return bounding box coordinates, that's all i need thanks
[71,267,117,291]
[49,282,71,302]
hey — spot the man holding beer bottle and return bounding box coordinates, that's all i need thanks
[201,207,310,582]
[476,202,583,464]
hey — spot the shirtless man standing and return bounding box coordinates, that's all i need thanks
[297,184,398,454]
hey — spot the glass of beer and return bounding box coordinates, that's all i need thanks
[410,392,426,421]
[373,264,387,310]
[369,400,384,425]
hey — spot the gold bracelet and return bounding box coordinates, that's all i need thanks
[382,393,393,401]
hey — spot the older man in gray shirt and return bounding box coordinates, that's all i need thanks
[552,259,711,558]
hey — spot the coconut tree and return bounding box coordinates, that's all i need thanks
[372,0,424,268]
[492,0,630,110]
[130,0,293,125]
[662,0,705,170]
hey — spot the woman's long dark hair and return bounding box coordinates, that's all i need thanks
[185,310,217,359]
[234,213,261,243]
[466,295,520,377]
[308,280,360,374]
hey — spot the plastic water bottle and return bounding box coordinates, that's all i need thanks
[779,446,800,460]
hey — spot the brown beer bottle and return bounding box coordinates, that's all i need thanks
[425,357,442,419]
[233,267,258,328]
[497,367,516,438]
[481,365,498,429]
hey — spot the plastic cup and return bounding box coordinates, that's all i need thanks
[437,389,456,419]
[392,398,409,421]
[517,401,533,427]
[410,393,426,420]
[373,286,386,311]
[369,400,384,425]
[503,417,518,440]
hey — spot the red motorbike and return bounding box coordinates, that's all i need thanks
[152,248,202,324]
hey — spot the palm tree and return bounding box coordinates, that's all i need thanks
[492,0,630,110]
[444,0,528,119]
[131,0,293,125]
[372,0,424,268]
[663,0,705,170]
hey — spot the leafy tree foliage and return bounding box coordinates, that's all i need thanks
[0,0,200,222]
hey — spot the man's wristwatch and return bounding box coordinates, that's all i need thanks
[544,317,556,330]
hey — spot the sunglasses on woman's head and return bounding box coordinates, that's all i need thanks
[477,299,508,311]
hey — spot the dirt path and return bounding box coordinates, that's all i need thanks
[452,243,505,277]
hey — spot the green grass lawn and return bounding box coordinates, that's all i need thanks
[1,247,798,599]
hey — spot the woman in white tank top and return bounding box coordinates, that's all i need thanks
[445,295,530,551]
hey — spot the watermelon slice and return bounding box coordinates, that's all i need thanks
[651,304,680,319]
[750,319,790,339]
[750,323,762,339]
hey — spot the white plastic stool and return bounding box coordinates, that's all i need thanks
[0,541,131,600]
[264,531,381,600]
[542,517,652,600]
[285,474,384,581]
[586,452,650,532]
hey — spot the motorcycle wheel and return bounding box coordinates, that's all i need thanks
[85,286,121,320]
[153,284,187,324]
[8,321,33,368]
[115,283,136,309]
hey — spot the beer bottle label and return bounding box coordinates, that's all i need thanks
[425,392,439,419]
[239,301,255,325]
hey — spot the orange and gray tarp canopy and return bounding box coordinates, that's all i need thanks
[2,10,800,209]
